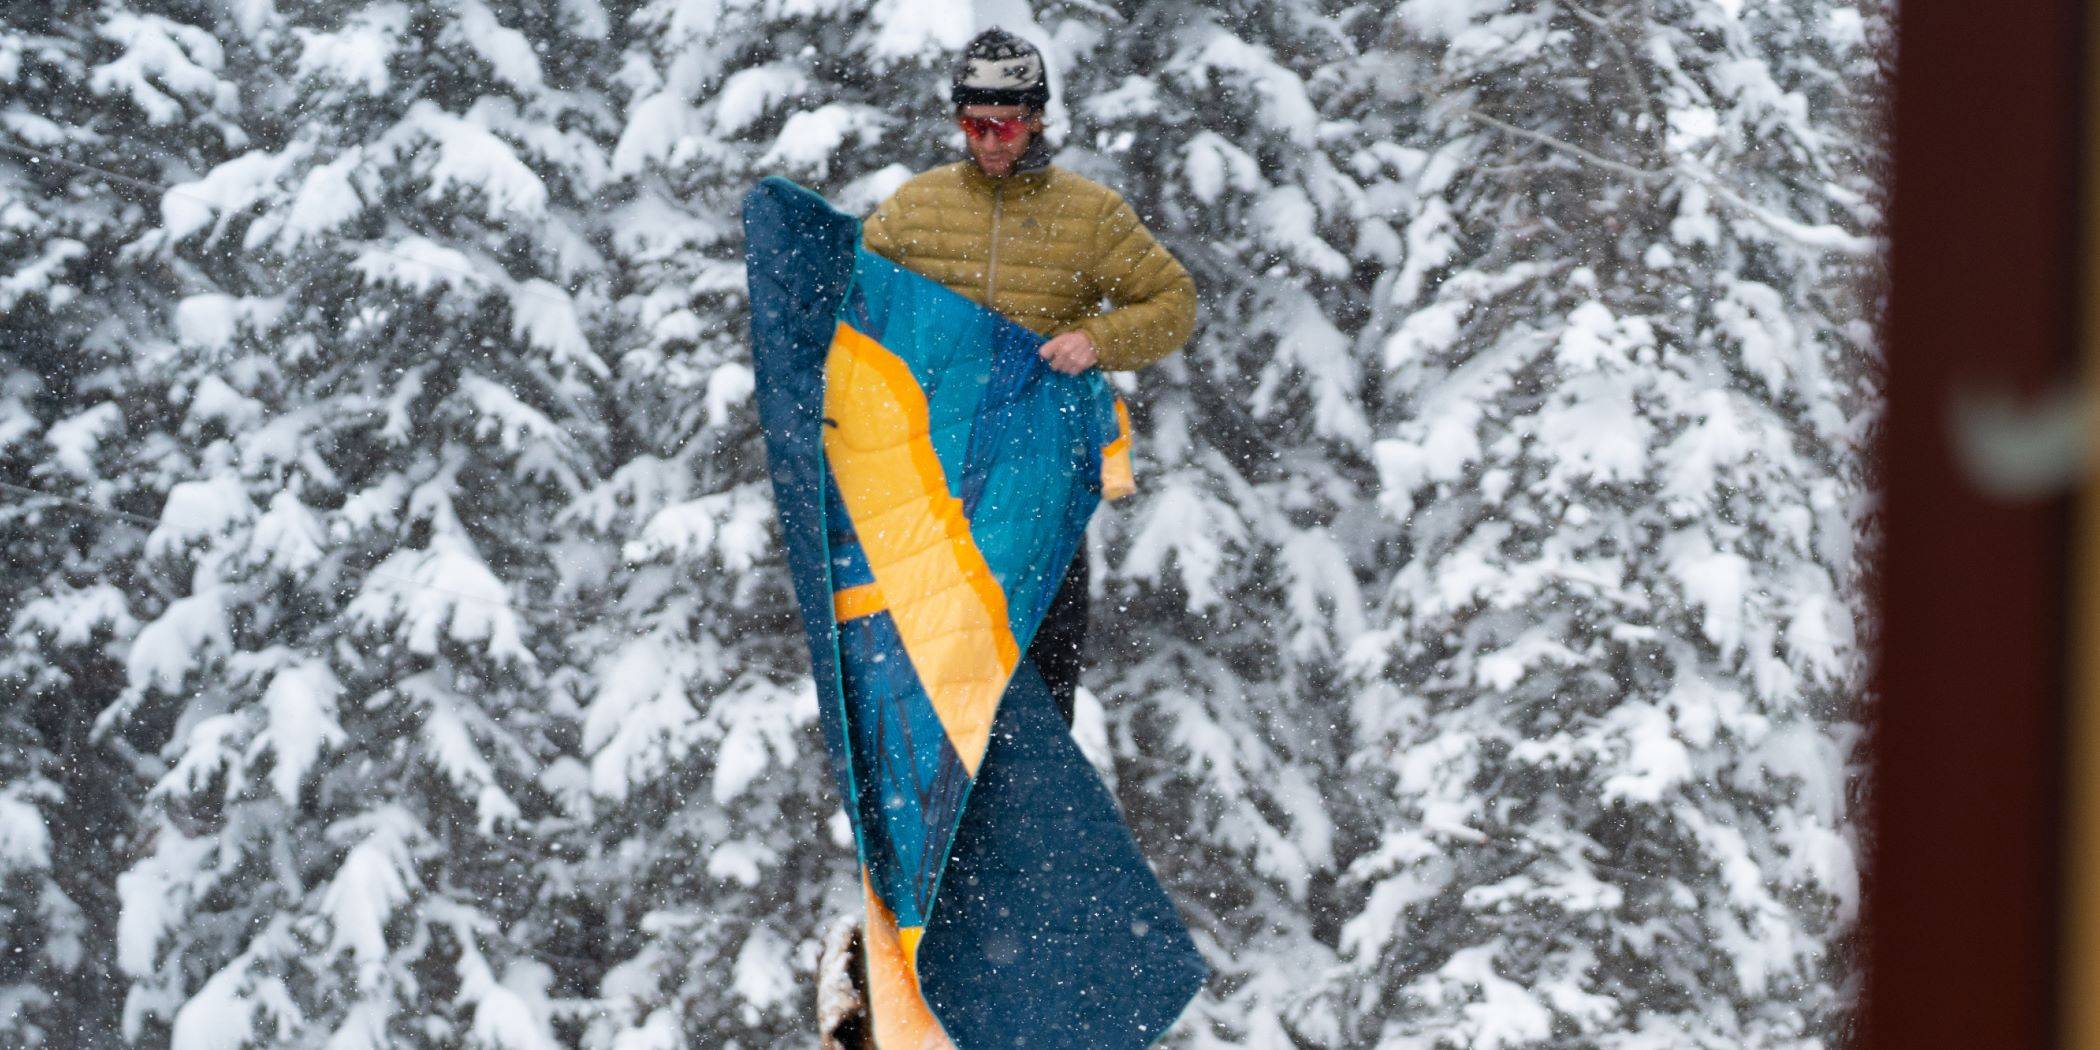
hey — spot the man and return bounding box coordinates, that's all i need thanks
[815,31,1196,1044]
[858,27,1197,729]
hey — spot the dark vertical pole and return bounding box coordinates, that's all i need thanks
[1866,1,2081,1047]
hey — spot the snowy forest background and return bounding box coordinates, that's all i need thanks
[0,0,1886,1046]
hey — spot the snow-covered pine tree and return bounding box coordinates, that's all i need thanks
[1012,3,1401,1042]
[1331,0,1884,1043]
[104,0,627,1043]
[0,2,246,1042]
[563,3,974,1043]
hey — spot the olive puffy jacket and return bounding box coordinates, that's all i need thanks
[860,160,1197,371]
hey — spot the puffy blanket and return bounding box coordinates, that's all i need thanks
[743,177,1206,1048]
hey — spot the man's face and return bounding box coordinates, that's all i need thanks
[958,103,1041,179]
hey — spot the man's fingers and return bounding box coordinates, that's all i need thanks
[1038,335,1093,374]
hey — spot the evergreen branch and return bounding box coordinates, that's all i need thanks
[1555,0,1666,150]
[1450,106,1670,181]
[0,137,172,196]
[0,138,588,311]
[1450,108,1882,257]
[1678,162,1884,258]
[0,479,160,527]
[0,481,583,617]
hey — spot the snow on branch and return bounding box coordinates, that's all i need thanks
[1451,107,1881,258]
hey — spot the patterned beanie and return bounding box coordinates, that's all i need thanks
[951,28,1049,110]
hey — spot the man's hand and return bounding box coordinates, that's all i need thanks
[1039,330,1098,375]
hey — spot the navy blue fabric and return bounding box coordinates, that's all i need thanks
[1028,549,1090,727]
[742,177,867,862]
[921,659,1209,1049]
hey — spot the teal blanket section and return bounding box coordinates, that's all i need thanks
[743,176,1205,1047]
[842,248,1123,646]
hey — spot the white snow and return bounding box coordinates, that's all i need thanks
[294,6,403,94]
[146,476,255,559]
[1716,278,1801,397]
[1182,31,1318,149]
[418,696,524,833]
[162,146,304,242]
[583,636,703,799]
[700,680,810,809]
[323,1001,393,1050]
[1426,946,1554,1050]
[730,928,794,1014]
[347,535,529,663]
[1257,185,1350,279]
[90,13,233,124]
[704,840,776,887]
[1662,532,1754,657]
[248,491,326,573]
[185,375,265,431]
[1122,480,1244,611]
[116,823,215,977]
[175,294,287,350]
[11,583,135,646]
[389,101,548,220]
[169,963,259,1050]
[42,402,123,478]
[276,149,367,247]
[470,982,562,1050]
[458,0,544,95]
[839,163,914,216]
[1182,131,1262,206]
[352,235,482,294]
[866,0,973,58]
[126,590,232,697]
[1600,702,1695,805]
[0,795,52,872]
[1397,0,1512,42]
[611,92,696,177]
[259,661,347,803]
[624,485,773,572]
[509,280,610,377]
[710,63,811,135]
[759,104,884,180]
[320,812,420,965]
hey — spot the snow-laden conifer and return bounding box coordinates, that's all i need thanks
[0,2,244,1042]
[1328,2,1885,1044]
[106,1,625,1043]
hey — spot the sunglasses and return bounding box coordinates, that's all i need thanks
[958,115,1031,142]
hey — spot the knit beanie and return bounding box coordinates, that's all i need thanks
[950,28,1049,110]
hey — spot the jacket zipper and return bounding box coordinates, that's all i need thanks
[986,183,1003,306]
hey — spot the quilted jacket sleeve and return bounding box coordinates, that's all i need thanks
[1073,192,1197,371]
[860,189,904,264]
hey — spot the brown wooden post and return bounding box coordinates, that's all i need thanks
[1866,1,2082,1047]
